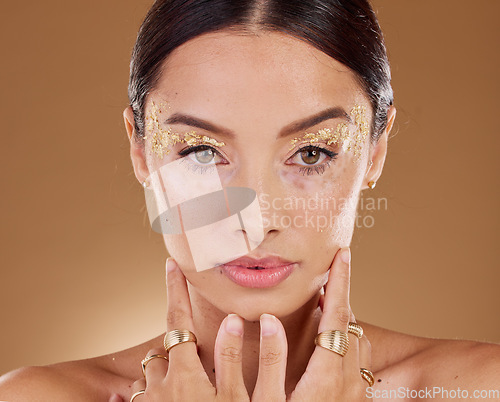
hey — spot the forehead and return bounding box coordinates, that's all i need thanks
[153,31,369,127]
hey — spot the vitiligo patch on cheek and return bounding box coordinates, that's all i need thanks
[143,157,264,272]
[144,100,226,159]
[289,104,370,160]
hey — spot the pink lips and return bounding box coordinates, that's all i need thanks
[220,255,296,288]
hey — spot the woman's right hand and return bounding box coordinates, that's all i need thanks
[127,258,261,401]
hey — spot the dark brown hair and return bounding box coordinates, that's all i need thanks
[128,0,393,144]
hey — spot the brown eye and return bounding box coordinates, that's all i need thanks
[300,149,321,165]
[194,148,215,164]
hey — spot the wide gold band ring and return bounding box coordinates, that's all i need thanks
[130,390,145,402]
[348,322,364,339]
[360,368,375,387]
[141,354,169,377]
[314,330,349,357]
[164,329,198,353]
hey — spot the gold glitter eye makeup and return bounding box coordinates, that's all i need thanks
[289,104,370,160]
[144,100,226,159]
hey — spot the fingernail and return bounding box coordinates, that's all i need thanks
[260,314,278,336]
[166,257,176,272]
[340,247,351,264]
[225,314,243,336]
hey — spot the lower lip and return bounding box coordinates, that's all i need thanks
[221,263,296,288]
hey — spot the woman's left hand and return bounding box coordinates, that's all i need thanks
[285,247,373,401]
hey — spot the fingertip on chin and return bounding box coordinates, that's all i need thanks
[109,393,124,402]
[225,313,244,336]
[166,256,177,272]
[339,247,351,264]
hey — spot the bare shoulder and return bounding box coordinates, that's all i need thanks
[0,363,107,402]
[361,321,500,398]
[0,337,158,402]
[415,337,500,389]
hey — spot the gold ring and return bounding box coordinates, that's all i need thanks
[164,329,197,353]
[314,330,349,357]
[130,390,145,402]
[360,368,375,387]
[141,354,169,377]
[348,322,363,339]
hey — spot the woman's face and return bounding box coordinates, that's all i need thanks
[139,31,382,321]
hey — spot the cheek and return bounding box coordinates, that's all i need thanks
[275,158,360,242]
[162,234,196,271]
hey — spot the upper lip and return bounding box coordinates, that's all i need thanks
[222,254,294,269]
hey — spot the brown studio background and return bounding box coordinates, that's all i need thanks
[0,0,499,376]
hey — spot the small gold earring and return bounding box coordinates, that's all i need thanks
[142,180,149,189]
[368,181,376,189]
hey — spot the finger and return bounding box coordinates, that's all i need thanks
[165,257,201,369]
[359,335,373,390]
[359,334,372,371]
[344,310,361,384]
[143,347,169,384]
[310,247,351,371]
[108,393,124,402]
[319,247,351,333]
[130,378,146,401]
[214,314,248,400]
[252,314,287,401]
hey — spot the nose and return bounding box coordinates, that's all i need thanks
[225,161,288,242]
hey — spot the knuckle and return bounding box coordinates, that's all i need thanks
[220,385,249,401]
[219,346,242,363]
[336,265,350,282]
[335,305,351,326]
[167,271,183,287]
[167,309,189,327]
[260,350,282,367]
[146,347,165,357]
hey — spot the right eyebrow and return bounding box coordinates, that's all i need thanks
[164,114,235,139]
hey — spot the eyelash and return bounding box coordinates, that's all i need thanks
[178,145,222,174]
[293,145,338,176]
[177,144,338,176]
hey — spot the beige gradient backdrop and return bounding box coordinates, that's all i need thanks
[0,1,498,375]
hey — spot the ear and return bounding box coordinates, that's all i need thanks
[363,105,396,189]
[123,106,150,184]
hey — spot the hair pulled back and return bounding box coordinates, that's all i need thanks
[128,0,393,144]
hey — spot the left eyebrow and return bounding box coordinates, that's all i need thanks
[278,107,352,139]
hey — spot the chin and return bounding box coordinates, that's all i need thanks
[193,280,317,322]
[238,300,300,321]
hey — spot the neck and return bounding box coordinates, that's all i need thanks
[187,283,323,395]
